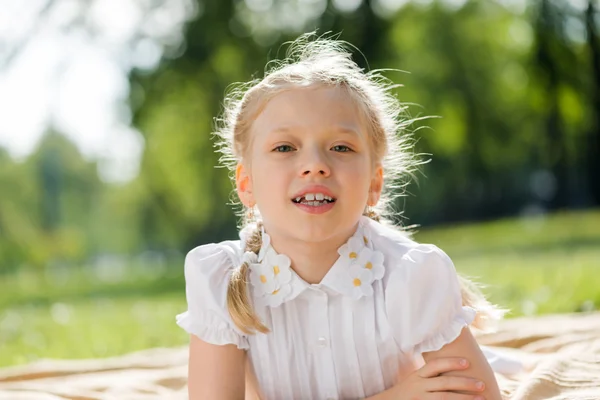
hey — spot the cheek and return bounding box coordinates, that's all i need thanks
[339,156,372,180]
[342,158,376,197]
[251,158,292,198]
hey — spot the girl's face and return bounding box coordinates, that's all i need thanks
[237,85,383,245]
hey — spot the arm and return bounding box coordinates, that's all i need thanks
[188,334,246,399]
[363,356,485,400]
[423,326,502,400]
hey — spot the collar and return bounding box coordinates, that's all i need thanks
[246,216,385,308]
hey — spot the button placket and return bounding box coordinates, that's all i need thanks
[313,289,338,398]
[317,336,328,348]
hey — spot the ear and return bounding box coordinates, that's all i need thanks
[236,163,255,207]
[368,165,384,206]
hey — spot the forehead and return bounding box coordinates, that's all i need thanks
[251,85,368,139]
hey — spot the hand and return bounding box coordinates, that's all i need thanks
[391,357,486,400]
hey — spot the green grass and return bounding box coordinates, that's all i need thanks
[0,295,188,367]
[413,209,600,317]
[0,262,189,367]
[0,209,598,368]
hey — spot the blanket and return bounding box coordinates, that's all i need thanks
[1,312,599,399]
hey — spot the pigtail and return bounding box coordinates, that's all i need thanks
[458,275,505,331]
[227,222,270,335]
[363,208,381,222]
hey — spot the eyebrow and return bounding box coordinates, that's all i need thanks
[268,126,362,138]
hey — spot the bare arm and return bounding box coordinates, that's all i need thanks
[363,356,486,400]
[423,326,502,400]
[188,334,246,399]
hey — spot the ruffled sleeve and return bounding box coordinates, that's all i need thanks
[176,242,249,350]
[385,244,476,355]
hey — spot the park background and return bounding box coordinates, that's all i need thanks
[0,0,599,367]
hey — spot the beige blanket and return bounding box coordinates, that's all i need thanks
[1,312,599,400]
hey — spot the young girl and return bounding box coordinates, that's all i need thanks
[177,34,506,400]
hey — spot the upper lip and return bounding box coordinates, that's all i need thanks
[291,185,336,200]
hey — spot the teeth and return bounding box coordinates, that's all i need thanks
[301,193,332,201]
[293,192,335,204]
[296,200,330,206]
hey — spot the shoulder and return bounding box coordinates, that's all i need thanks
[366,221,476,352]
[367,219,418,255]
[185,221,259,269]
[366,218,454,281]
[185,240,243,272]
[182,240,244,302]
[177,240,250,348]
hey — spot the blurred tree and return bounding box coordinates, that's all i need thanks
[585,0,600,204]
[0,132,102,270]
[0,148,35,271]
[382,2,537,223]
[1,0,599,267]
[533,0,569,209]
[128,0,600,244]
[39,143,62,232]
[130,0,260,251]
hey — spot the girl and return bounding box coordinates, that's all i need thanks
[177,34,506,400]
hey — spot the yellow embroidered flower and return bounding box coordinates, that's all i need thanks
[346,265,374,299]
[356,248,385,280]
[249,248,293,307]
[338,236,365,260]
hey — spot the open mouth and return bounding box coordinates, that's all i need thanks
[291,193,336,206]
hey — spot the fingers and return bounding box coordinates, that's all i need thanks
[418,357,470,378]
[427,393,485,400]
[414,358,486,400]
[426,375,486,393]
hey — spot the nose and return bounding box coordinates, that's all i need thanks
[300,148,331,177]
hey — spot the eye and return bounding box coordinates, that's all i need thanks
[273,145,295,153]
[331,145,353,152]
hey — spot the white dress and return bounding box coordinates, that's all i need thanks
[176,216,517,400]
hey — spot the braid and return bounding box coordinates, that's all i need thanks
[227,222,270,335]
[363,209,381,222]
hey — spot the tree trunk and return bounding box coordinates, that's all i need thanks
[535,0,569,209]
[585,1,600,205]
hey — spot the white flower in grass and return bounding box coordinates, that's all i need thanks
[356,248,385,280]
[346,264,374,299]
[338,236,365,261]
[249,249,293,306]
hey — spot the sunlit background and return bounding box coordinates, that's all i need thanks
[1,0,599,367]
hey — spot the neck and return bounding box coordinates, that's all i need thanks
[266,223,358,284]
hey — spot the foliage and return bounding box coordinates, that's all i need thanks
[2,0,599,268]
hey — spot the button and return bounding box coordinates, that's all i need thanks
[317,337,328,347]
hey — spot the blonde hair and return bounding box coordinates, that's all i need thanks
[214,33,502,335]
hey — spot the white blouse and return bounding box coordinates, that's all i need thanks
[176,217,479,399]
